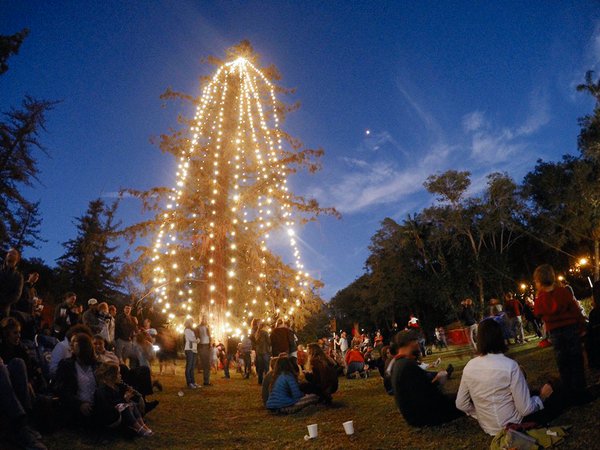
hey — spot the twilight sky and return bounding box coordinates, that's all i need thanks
[2,1,600,300]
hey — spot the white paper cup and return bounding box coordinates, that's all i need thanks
[343,420,354,435]
[307,423,318,439]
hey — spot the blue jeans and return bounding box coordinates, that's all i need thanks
[549,324,586,396]
[256,353,270,384]
[346,361,365,378]
[223,353,234,378]
[185,350,197,385]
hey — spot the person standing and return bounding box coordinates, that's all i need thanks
[115,305,136,364]
[270,319,292,356]
[82,298,102,334]
[255,321,271,385]
[533,264,589,404]
[504,292,525,344]
[240,334,252,379]
[0,248,24,319]
[184,318,199,389]
[14,271,38,315]
[460,298,478,350]
[337,331,349,357]
[197,317,211,386]
[53,292,77,340]
[223,335,239,379]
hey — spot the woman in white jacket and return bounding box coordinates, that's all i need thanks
[184,319,199,389]
[456,319,555,435]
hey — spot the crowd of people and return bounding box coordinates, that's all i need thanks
[0,248,163,449]
[2,245,600,447]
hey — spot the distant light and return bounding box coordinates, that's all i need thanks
[365,129,371,135]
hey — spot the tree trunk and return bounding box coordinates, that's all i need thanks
[477,273,485,314]
[595,238,600,282]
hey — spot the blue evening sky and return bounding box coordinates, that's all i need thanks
[2,1,599,299]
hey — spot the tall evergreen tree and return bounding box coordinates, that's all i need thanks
[0,29,56,250]
[57,199,124,303]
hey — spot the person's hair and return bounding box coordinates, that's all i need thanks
[65,324,93,341]
[72,332,96,366]
[184,318,193,328]
[477,319,507,355]
[95,362,119,385]
[93,334,106,345]
[270,356,296,392]
[98,302,109,313]
[0,317,21,335]
[64,291,76,300]
[533,264,555,287]
[269,356,278,371]
[275,318,283,328]
[307,342,334,367]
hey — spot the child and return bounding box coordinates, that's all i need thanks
[266,356,318,414]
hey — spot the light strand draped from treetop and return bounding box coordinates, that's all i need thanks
[135,42,337,337]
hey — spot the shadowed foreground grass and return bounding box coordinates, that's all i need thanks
[33,343,600,449]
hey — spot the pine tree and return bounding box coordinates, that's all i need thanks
[57,199,124,302]
[122,41,338,336]
[0,29,56,251]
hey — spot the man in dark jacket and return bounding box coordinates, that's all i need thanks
[391,330,462,427]
[0,248,24,319]
[270,319,294,357]
[53,292,78,340]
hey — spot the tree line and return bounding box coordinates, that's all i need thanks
[329,70,600,336]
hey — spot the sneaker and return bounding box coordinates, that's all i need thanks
[152,380,163,392]
[432,357,442,368]
[188,383,197,389]
[203,382,213,386]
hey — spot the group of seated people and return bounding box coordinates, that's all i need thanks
[262,343,339,414]
[382,320,568,435]
[0,319,161,449]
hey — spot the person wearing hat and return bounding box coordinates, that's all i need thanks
[390,330,462,427]
[82,298,102,334]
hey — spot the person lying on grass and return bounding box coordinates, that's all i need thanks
[266,355,318,414]
[390,330,463,427]
[456,318,562,436]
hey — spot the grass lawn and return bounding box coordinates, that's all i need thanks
[32,342,600,449]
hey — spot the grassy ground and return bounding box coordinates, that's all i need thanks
[27,342,600,449]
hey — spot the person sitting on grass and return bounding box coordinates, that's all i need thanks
[390,330,463,427]
[266,356,318,414]
[345,345,367,379]
[94,362,153,437]
[300,343,338,404]
[261,356,279,406]
[53,332,98,425]
[456,318,561,435]
[93,335,159,412]
[0,355,47,449]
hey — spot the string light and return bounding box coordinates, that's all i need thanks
[149,53,316,338]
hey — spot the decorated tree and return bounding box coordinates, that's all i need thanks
[123,41,337,337]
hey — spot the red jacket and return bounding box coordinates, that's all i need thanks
[345,349,364,365]
[534,286,585,333]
